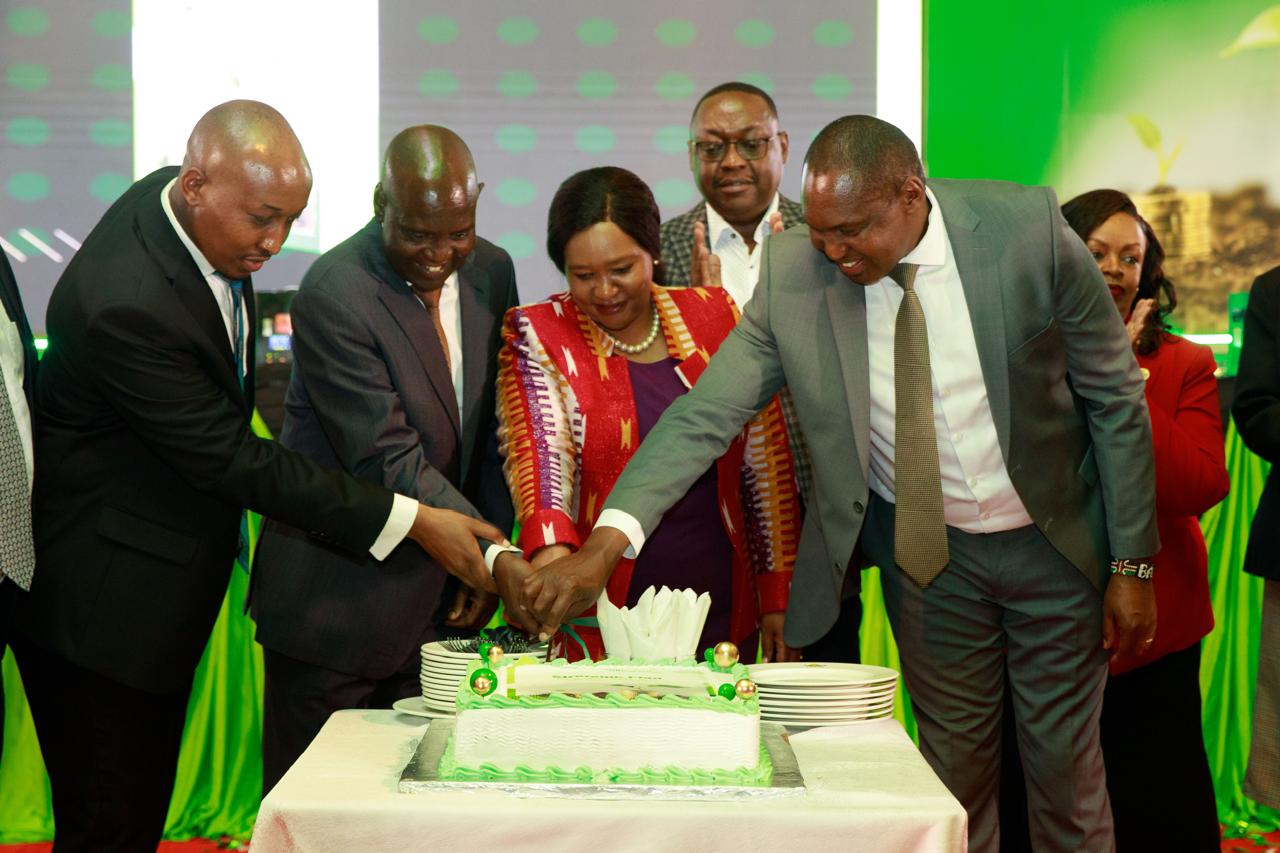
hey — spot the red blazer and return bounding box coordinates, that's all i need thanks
[1114,333,1229,675]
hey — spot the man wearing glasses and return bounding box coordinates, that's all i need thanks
[659,82,859,663]
[660,82,800,305]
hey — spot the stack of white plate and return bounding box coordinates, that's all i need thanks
[419,641,477,714]
[746,662,898,727]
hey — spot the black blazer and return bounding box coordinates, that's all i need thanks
[19,168,394,692]
[0,251,37,403]
[1235,266,1280,580]
[250,221,516,679]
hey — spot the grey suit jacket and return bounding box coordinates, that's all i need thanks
[606,179,1159,646]
[659,195,804,286]
[251,220,517,679]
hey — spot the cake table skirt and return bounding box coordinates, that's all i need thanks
[250,709,968,853]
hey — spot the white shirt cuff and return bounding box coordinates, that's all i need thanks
[485,543,521,574]
[369,493,419,561]
[594,508,645,558]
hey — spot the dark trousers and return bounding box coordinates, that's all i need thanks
[261,647,419,798]
[11,637,191,853]
[864,494,1112,853]
[1002,642,1219,852]
[802,590,862,663]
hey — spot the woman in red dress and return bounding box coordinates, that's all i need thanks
[1003,190,1228,851]
[496,166,800,662]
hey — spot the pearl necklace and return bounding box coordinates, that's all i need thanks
[600,305,661,355]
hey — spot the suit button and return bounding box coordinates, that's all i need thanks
[852,501,865,514]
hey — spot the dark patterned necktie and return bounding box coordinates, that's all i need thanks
[0,363,35,590]
[228,278,245,388]
[891,262,949,586]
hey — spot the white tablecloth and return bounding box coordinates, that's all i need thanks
[251,709,967,853]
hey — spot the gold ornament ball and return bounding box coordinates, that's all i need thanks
[713,641,740,668]
[487,644,505,664]
[472,674,493,695]
[734,678,757,700]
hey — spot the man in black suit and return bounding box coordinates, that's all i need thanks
[0,250,37,773]
[1236,265,1280,808]
[10,100,515,852]
[251,126,524,795]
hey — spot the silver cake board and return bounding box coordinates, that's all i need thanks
[399,720,805,801]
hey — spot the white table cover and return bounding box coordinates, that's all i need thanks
[251,709,967,853]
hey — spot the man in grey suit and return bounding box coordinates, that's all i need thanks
[517,116,1159,852]
[251,126,525,795]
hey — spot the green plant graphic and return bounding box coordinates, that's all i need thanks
[1221,5,1280,56]
[1127,114,1183,187]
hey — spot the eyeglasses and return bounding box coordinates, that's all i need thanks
[690,135,777,162]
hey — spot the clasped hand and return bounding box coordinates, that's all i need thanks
[496,530,627,640]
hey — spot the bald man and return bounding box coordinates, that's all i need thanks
[250,125,522,795]
[10,103,508,851]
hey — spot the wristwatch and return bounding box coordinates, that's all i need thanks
[1110,557,1154,580]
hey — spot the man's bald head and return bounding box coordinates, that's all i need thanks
[378,125,479,212]
[374,126,484,295]
[171,100,312,279]
[803,115,922,202]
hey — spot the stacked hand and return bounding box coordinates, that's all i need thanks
[407,504,505,593]
[496,529,628,640]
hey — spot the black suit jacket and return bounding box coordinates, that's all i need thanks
[250,221,516,679]
[1235,266,1280,580]
[0,251,37,404]
[19,168,394,693]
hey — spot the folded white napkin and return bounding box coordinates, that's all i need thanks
[596,585,711,660]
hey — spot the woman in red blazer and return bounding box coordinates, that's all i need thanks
[1065,190,1228,850]
[1003,190,1229,851]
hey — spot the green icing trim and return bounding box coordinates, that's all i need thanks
[458,657,757,715]
[439,735,773,787]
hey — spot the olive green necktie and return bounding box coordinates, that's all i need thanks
[892,263,950,586]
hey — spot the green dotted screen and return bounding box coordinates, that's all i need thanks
[381,3,873,300]
[1,2,874,324]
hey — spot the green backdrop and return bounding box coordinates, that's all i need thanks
[4,0,1280,841]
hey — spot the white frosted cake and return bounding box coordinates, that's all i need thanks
[438,656,770,786]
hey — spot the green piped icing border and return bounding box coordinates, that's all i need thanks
[438,734,773,787]
[457,656,757,716]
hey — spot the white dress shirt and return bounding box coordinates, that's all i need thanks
[409,273,517,569]
[412,273,464,415]
[865,187,1033,533]
[704,193,781,311]
[596,187,1034,558]
[159,179,417,562]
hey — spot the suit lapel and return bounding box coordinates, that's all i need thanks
[376,279,462,440]
[134,179,247,411]
[456,259,490,483]
[932,182,1011,456]
[823,271,871,478]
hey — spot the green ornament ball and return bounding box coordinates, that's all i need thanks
[717,682,737,700]
[470,668,497,696]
